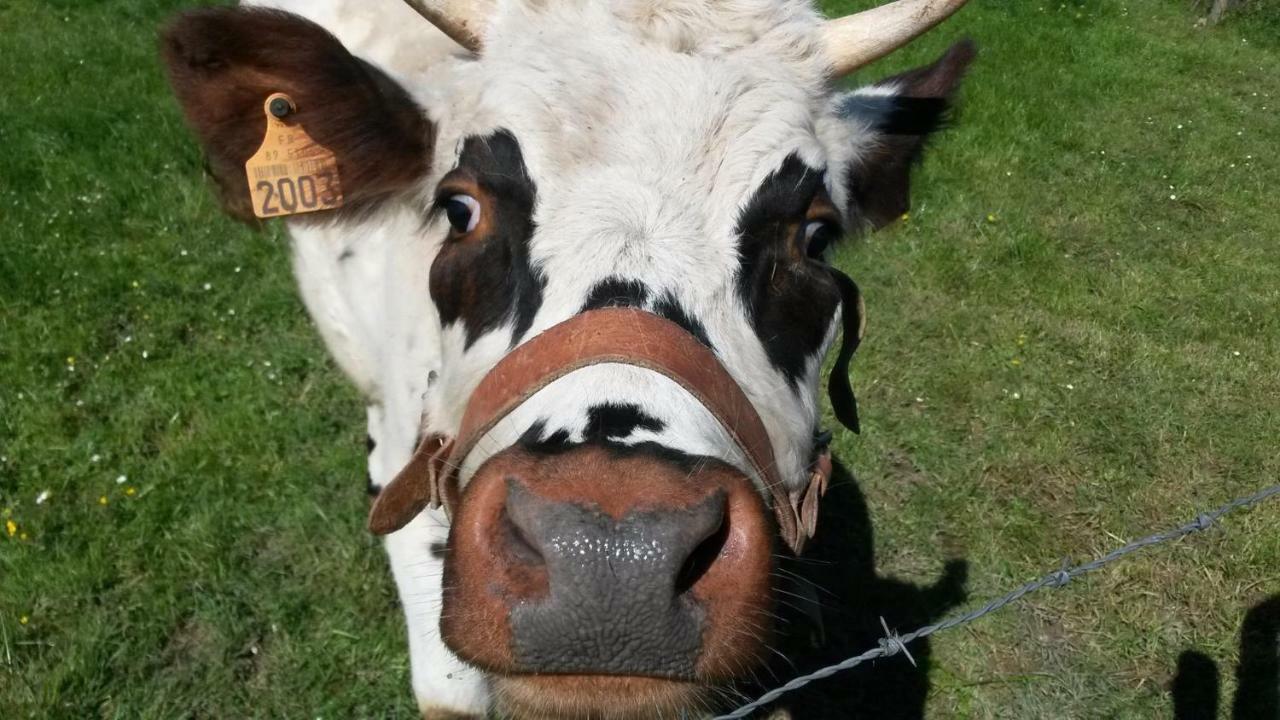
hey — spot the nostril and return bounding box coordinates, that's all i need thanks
[501,506,546,566]
[501,478,547,567]
[675,502,729,596]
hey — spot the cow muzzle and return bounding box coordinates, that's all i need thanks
[441,444,773,685]
[367,308,841,715]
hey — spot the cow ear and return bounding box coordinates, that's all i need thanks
[161,7,433,223]
[837,40,976,230]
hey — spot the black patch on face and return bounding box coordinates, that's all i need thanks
[582,279,712,349]
[518,420,572,453]
[652,293,713,349]
[581,277,650,311]
[516,411,717,477]
[520,430,727,477]
[582,403,665,443]
[518,420,549,448]
[734,154,842,385]
[430,130,545,349]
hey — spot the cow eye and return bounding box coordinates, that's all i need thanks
[804,220,841,259]
[443,194,481,234]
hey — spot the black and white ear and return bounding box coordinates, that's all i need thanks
[836,40,976,230]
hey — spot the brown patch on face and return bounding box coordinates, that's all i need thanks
[160,7,432,223]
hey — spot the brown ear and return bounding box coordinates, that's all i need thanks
[841,39,976,230]
[160,7,433,222]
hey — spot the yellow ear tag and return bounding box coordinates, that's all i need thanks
[244,93,344,219]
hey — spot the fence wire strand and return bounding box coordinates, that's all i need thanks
[713,482,1280,719]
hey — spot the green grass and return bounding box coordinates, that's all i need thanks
[2,0,1278,718]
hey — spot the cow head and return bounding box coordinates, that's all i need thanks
[162,0,973,716]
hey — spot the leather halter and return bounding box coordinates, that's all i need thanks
[368,307,835,554]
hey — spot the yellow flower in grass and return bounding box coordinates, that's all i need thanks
[19,615,29,625]
[5,519,15,537]
[98,495,109,506]
[125,487,137,497]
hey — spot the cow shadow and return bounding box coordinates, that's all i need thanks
[1171,594,1280,720]
[747,460,969,719]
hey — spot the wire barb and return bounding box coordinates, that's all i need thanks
[712,482,1280,719]
[877,616,917,667]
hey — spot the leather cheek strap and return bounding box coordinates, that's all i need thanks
[368,434,453,536]
[368,308,830,553]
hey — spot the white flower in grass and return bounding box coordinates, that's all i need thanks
[116,475,127,485]
[36,490,50,505]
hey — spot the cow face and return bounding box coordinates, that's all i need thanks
[162,1,972,717]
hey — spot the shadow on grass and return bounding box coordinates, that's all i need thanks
[1171,594,1280,720]
[747,460,969,719]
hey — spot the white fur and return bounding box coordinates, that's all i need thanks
[248,0,918,714]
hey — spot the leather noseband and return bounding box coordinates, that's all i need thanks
[368,307,843,554]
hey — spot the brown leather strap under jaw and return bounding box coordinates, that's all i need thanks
[368,308,830,554]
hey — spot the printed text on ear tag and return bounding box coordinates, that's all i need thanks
[244,93,344,219]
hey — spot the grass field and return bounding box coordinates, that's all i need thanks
[2,0,1278,717]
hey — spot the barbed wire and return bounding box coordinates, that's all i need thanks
[713,482,1280,720]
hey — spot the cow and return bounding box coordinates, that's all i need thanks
[160,0,974,717]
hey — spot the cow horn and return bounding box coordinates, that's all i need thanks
[823,0,971,77]
[402,0,490,53]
